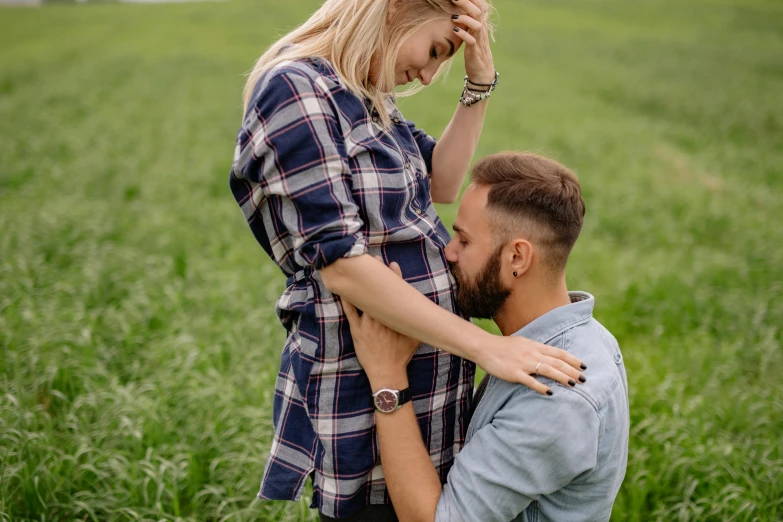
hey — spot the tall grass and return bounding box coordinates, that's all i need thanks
[1,0,781,520]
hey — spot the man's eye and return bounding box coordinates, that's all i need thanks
[430,46,438,60]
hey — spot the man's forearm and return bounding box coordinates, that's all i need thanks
[320,254,489,361]
[376,402,441,522]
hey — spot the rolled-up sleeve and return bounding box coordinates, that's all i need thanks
[238,68,366,270]
[435,388,599,522]
[406,120,437,176]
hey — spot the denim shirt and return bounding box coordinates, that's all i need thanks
[435,292,630,522]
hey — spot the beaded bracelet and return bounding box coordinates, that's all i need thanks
[459,71,499,107]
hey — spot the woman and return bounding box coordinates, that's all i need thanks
[229,0,585,519]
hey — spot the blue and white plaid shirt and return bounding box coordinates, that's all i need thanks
[229,57,475,518]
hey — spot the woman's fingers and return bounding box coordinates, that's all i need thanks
[451,14,482,33]
[516,371,553,396]
[541,345,587,371]
[452,26,478,46]
[534,361,581,389]
[451,0,482,20]
[540,356,586,384]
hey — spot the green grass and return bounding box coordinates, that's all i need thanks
[1,0,781,520]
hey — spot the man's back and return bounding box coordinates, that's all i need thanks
[435,292,630,522]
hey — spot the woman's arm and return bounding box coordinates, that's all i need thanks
[430,102,489,204]
[430,0,496,204]
[321,255,585,390]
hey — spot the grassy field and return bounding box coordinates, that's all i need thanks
[1,0,782,520]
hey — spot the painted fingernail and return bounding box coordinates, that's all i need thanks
[546,389,553,396]
[568,379,576,387]
[580,363,587,370]
[453,27,460,32]
[452,14,459,19]
[579,375,587,383]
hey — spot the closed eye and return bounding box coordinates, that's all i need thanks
[430,45,438,60]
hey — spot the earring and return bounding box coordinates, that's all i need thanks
[513,272,518,277]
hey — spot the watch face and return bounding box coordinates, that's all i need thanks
[374,390,398,413]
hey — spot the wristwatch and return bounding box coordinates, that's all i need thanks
[372,388,412,414]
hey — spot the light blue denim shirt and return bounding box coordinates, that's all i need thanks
[435,292,629,522]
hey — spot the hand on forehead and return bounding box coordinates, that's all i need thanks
[450,0,488,19]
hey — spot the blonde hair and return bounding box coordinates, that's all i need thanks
[243,0,469,129]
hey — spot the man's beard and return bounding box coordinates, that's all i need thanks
[450,245,511,320]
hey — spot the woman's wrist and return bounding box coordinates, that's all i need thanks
[467,70,496,85]
[460,71,499,107]
[450,322,495,365]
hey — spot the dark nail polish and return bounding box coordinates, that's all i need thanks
[546,389,553,396]
[568,379,576,387]
[452,14,459,19]
[580,363,587,370]
[579,375,587,383]
[453,27,460,32]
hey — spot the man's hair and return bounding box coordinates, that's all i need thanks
[471,152,585,272]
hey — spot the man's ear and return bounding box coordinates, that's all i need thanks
[509,239,534,278]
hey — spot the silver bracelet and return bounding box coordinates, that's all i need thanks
[459,71,499,107]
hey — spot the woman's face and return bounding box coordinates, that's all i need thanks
[393,18,464,87]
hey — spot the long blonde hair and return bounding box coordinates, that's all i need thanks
[242,0,462,129]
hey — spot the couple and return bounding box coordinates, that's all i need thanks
[229,0,629,520]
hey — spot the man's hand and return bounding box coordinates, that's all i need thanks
[341,261,420,391]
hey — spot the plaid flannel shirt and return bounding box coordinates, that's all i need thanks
[229,57,475,518]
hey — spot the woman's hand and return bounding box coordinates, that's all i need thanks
[341,262,420,391]
[478,335,588,395]
[451,0,495,84]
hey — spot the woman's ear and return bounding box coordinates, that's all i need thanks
[386,0,399,23]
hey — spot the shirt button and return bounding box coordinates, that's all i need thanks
[393,117,400,124]
[415,208,423,215]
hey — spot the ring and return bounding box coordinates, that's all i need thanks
[535,362,542,374]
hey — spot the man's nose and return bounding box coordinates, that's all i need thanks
[444,239,457,262]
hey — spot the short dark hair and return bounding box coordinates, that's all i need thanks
[470,152,585,272]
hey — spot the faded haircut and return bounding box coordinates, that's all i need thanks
[470,152,586,272]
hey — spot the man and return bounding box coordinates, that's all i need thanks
[342,152,630,521]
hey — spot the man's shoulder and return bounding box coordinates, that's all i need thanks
[557,317,626,413]
[566,317,621,363]
[501,319,624,412]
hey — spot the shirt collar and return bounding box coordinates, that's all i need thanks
[511,291,595,344]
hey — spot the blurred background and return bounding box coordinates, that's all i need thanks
[1,0,781,520]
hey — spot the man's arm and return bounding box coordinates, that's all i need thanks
[340,277,447,522]
[376,396,443,522]
[375,402,442,522]
[358,361,599,522]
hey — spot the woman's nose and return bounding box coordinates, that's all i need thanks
[419,67,436,86]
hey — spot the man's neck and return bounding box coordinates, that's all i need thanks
[493,277,572,337]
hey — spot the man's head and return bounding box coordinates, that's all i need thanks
[445,152,585,319]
